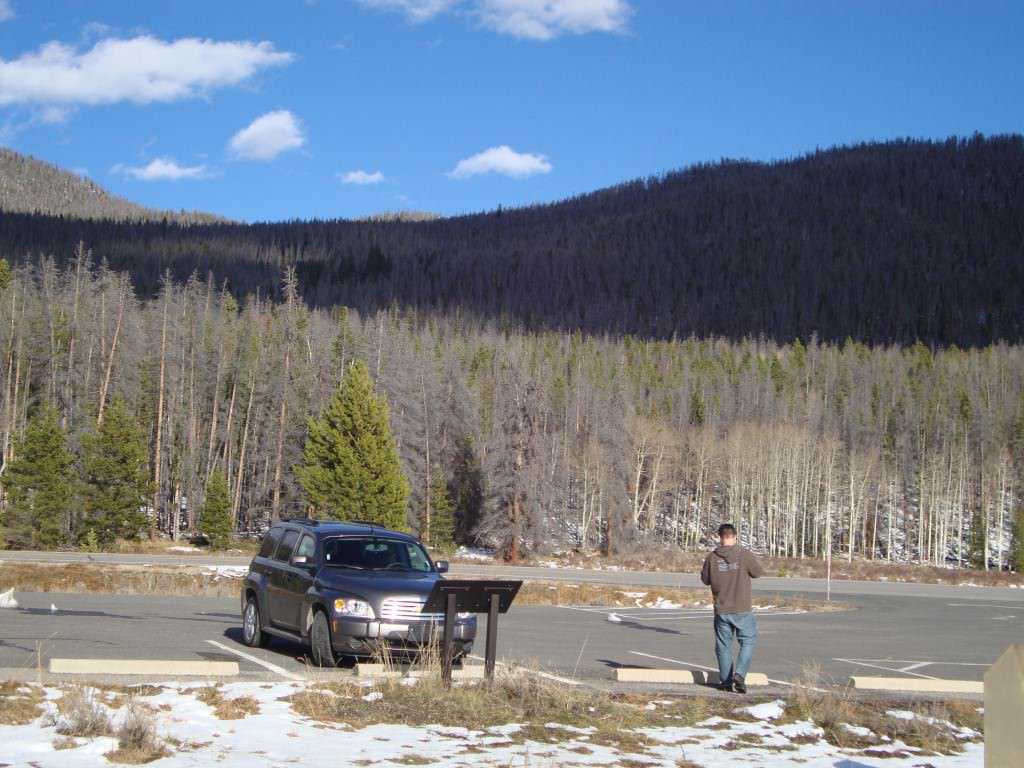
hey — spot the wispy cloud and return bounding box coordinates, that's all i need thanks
[475,0,633,40]
[448,145,552,179]
[0,36,293,108]
[112,157,209,181]
[355,0,633,39]
[339,169,386,185]
[0,2,13,23]
[229,110,306,160]
[356,0,458,23]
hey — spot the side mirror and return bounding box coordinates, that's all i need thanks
[291,555,313,569]
[435,560,449,574]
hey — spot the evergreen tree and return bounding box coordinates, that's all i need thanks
[296,360,409,529]
[1012,506,1024,573]
[2,402,75,549]
[427,471,456,552]
[968,509,987,569]
[79,394,153,545]
[198,470,232,550]
[689,390,705,427]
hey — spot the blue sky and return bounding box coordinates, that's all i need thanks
[0,1,1021,222]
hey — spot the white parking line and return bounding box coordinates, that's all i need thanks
[628,650,796,688]
[206,640,304,682]
[833,657,937,680]
[946,603,1022,609]
[466,654,582,687]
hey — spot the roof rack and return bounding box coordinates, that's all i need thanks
[280,517,320,526]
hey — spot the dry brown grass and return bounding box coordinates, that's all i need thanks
[515,581,843,612]
[112,538,258,557]
[55,685,113,737]
[499,549,1024,587]
[0,680,45,725]
[0,562,241,598]
[0,562,841,611]
[105,701,169,764]
[783,667,980,755]
[193,684,260,720]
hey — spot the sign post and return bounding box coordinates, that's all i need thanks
[423,579,522,686]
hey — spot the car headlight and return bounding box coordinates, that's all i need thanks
[334,598,375,619]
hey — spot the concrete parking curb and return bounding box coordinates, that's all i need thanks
[355,663,485,680]
[49,659,239,676]
[850,676,983,694]
[614,668,768,686]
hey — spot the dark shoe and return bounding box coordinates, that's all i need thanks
[716,675,733,692]
[733,674,747,694]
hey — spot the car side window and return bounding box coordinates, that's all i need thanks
[295,534,315,560]
[258,527,282,558]
[274,530,299,562]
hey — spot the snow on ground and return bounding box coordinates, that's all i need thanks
[166,547,201,553]
[202,566,248,580]
[0,586,18,608]
[0,682,984,768]
[452,546,496,561]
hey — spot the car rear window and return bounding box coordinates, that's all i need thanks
[258,527,282,558]
[274,530,300,562]
[323,537,433,573]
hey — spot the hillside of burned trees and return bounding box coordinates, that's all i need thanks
[0,148,225,225]
[0,256,1019,567]
[0,135,1021,346]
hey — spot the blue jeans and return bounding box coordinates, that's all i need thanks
[714,612,757,682]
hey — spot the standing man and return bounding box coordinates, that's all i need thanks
[700,523,764,693]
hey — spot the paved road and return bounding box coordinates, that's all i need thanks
[1,589,1019,689]
[4,549,1022,601]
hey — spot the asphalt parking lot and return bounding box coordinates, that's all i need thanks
[1,587,1019,689]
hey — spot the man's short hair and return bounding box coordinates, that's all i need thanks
[718,523,737,537]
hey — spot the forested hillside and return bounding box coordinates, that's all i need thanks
[0,256,1021,569]
[0,148,224,224]
[1,135,1022,345]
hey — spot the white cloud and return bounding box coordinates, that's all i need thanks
[448,145,552,179]
[340,169,386,185]
[0,2,13,22]
[0,36,293,107]
[355,0,633,39]
[228,110,306,160]
[475,0,633,40]
[112,157,209,181]
[356,0,458,23]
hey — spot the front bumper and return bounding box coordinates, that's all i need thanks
[331,616,476,653]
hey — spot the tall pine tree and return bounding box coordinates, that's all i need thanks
[427,471,455,552]
[79,394,153,545]
[2,402,75,549]
[198,470,232,550]
[296,360,409,530]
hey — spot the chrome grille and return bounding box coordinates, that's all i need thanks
[379,596,441,623]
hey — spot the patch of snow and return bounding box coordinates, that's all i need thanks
[739,700,785,720]
[842,723,875,737]
[606,613,622,623]
[203,566,248,580]
[454,546,496,561]
[887,709,916,720]
[362,691,384,702]
[0,587,18,608]
[167,546,201,553]
[644,596,684,609]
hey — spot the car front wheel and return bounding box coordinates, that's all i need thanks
[242,595,269,648]
[310,610,337,668]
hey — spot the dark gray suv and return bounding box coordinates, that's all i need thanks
[240,519,475,666]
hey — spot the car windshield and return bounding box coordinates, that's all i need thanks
[323,536,434,573]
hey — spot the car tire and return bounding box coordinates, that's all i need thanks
[310,610,337,668]
[242,595,269,648]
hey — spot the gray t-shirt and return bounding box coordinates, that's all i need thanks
[700,544,763,614]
